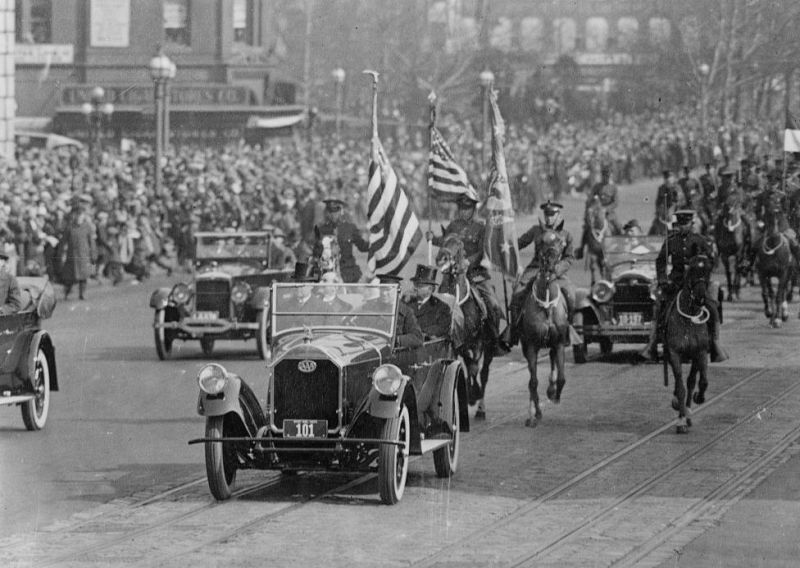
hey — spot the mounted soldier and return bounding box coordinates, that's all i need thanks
[507,200,575,347]
[649,170,679,236]
[427,194,506,350]
[678,166,709,234]
[641,210,727,363]
[576,164,620,259]
[312,198,369,283]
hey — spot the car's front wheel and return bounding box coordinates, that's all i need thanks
[256,309,269,360]
[378,404,410,505]
[434,387,460,478]
[205,415,237,500]
[154,309,173,360]
[21,348,50,431]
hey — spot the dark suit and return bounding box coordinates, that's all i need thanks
[395,302,424,348]
[0,269,24,316]
[409,295,451,339]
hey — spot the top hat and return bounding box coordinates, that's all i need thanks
[323,198,346,212]
[376,273,403,284]
[292,261,317,282]
[410,264,438,286]
[674,209,696,225]
[540,200,563,215]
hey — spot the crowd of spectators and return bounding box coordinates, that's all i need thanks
[0,103,785,294]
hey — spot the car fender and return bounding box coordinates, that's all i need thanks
[366,379,421,454]
[149,287,172,310]
[197,374,265,436]
[249,286,270,310]
[20,330,59,392]
[432,360,469,433]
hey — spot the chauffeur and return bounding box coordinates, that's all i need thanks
[406,264,451,340]
[312,198,369,283]
[367,274,423,348]
[641,210,728,362]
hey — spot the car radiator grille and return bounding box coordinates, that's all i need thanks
[612,282,654,321]
[195,280,230,318]
[273,360,340,426]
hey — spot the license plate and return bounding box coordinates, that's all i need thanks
[194,311,219,320]
[618,312,643,326]
[283,419,327,438]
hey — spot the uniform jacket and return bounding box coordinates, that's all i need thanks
[518,222,575,278]
[433,218,487,279]
[656,230,714,286]
[313,220,369,283]
[0,269,24,316]
[408,295,451,339]
[655,182,679,218]
[586,181,618,210]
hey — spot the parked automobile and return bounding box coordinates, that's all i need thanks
[149,231,292,360]
[189,281,469,504]
[0,276,58,430]
[572,235,663,363]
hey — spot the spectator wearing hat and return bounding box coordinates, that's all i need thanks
[577,164,621,259]
[406,264,451,340]
[58,196,97,300]
[426,192,506,349]
[508,200,575,347]
[365,274,423,348]
[0,244,24,315]
[641,209,727,363]
[312,198,369,283]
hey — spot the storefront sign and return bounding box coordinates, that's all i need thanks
[90,0,131,47]
[61,85,252,106]
[15,44,74,65]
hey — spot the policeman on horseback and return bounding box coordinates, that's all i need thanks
[312,198,369,283]
[507,200,575,347]
[576,164,620,259]
[641,210,728,363]
[427,194,507,350]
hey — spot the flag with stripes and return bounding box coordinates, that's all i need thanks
[367,136,423,275]
[428,126,479,202]
[483,89,521,279]
[785,110,800,152]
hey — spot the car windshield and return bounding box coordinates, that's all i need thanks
[195,232,269,261]
[271,282,397,337]
[604,235,662,280]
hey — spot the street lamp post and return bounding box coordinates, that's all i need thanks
[149,51,176,198]
[332,67,345,140]
[479,69,495,169]
[81,86,114,167]
[699,62,710,132]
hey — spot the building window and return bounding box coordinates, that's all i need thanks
[164,0,190,46]
[585,17,608,52]
[519,17,543,52]
[552,18,576,54]
[16,0,52,44]
[617,17,639,50]
[233,0,255,45]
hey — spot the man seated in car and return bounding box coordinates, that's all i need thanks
[0,245,24,316]
[364,274,423,348]
[308,272,353,313]
[406,264,451,340]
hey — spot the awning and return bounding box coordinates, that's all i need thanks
[246,112,306,129]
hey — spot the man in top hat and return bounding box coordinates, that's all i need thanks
[312,198,369,283]
[427,193,506,349]
[365,274,423,348]
[407,264,451,340]
[0,243,24,316]
[577,164,620,259]
[641,210,727,362]
[507,200,575,346]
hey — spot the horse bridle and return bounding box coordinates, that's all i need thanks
[675,289,710,325]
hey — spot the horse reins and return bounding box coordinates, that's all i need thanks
[675,289,710,324]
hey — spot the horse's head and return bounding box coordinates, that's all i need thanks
[537,229,565,275]
[312,228,340,275]
[684,254,711,300]
[436,235,467,274]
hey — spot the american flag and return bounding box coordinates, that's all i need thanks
[483,88,521,279]
[367,136,423,275]
[784,110,800,153]
[428,126,479,202]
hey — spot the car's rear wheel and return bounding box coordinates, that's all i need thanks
[434,387,460,478]
[154,309,173,360]
[572,311,587,364]
[256,309,269,360]
[21,348,50,431]
[200,337,215,357]
[378,404,410,505]
[205,415,237,500]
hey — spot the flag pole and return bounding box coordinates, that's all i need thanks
[427,91,437,265]
[363,70,380,141]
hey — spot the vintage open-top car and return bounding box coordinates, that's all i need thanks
[150,231,293,360]
[189,281,469,504]
[0,276,58,430]
[572,235,663,363]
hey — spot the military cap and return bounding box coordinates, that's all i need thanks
[540,200,563,215]
[323,198,346,212]
[740,158,750,167]
[674,209,696,225]
[410,264,439,286]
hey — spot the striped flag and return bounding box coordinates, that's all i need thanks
[483,89,521,279]
[785,110,800,152]
[428,126,479,202]
[367,136,423,275]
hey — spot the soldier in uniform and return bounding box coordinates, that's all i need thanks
[649,170,679,235]
[678,166,708,233]
[576,164,620,259]
[641,210,728,362]
[427,194,506,348]
[364,274,423,348]
[406,264,452,340]
[699,163,719,221]
[312,198,369,283]
[507,201,575,346]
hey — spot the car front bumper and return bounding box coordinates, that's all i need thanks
[155,318,259,337]
[576,323,651,344]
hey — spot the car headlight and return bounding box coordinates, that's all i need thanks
[591,280,615,303]
[372,364,404,396]
[231,281,251,304]
[198,363,228,395]
[171,283,191,305]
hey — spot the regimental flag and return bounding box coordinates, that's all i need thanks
[785,110,800,152]
[483,89,521,279]
[428,126,479,202]
[367,136,423,275]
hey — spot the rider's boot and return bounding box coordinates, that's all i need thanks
[505,292,524,347]
[707,301,729,363]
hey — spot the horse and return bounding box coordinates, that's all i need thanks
[519,231,569,427]
[714,201,748,301]
[583,198,613,285]
[663,255,712,434]
[308,226,342,280]
[435,235,496,420]
[754,201,793,327]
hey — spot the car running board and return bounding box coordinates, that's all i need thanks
[420,439,451,454]
[0,394,36,406]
